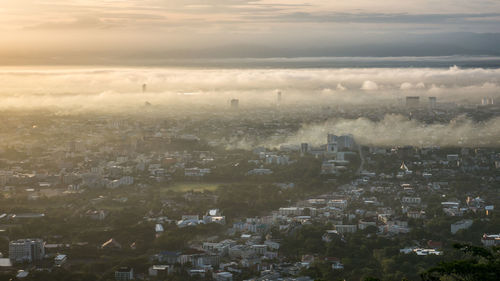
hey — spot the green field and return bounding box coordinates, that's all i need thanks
[166,182,220,193]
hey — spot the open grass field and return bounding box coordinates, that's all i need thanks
[165,182,220,193]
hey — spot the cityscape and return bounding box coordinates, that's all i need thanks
[1,1,500,281]
[0,89,499,280]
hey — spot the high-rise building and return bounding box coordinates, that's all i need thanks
[142,84,147,93]
[9,239,45,263]
[406,96,420,108]
[230,99,239,109]
[327,134,338,153]
[300,143,309,155]
[481,97,495,105]
[277,91,282,103]
[428,97,437,109]
[327,133,337,144]
[337,134,356,151]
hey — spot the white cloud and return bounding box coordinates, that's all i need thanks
[361,80,378,90]
[247,114,500,148]
[416,82,425,89]
[400,82,413,90]
[336,83,347,91]
[0,66,499,112]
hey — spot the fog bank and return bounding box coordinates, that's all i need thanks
[0,66,499,112]
[227,115,500,148]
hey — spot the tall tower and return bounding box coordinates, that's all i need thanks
[300,143,309,156]
[327,133,337,144]
[142,84,147,93]
[327,134,338,153]
[277,91,282,103]
[428,96,437,109]
[230,99,239,109]
[481,97,494,105]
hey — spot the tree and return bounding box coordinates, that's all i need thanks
[421,244,500,281]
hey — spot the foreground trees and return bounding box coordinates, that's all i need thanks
[421,244,500,281]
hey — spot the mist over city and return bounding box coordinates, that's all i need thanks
[0,1,500,281]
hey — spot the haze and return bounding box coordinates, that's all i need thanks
[0,65,498,109]
[2,0,500,64]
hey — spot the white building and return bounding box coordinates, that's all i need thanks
[451,219,473,234]
[328,199,348,210]
[203,215,226,225]
[400,247,442,256]
[331,261,344,270]
[279,207,303,216]
[214,271,233,281]
[413,248,443,256]
[148,265,174,276]
[401,197,421,204]
[177,215,202,228]
[265,155,290,165]
[481,234,500,247]
[334,225,357,234]
[185,168,211,177]
[251,245,267,255]
[358,220,377,230]
[119,176,134,186]
[54,254,67,267]
[155,224,164,233]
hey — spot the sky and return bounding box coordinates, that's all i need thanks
[1,0,500,64]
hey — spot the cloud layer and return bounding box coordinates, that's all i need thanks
[0,65,499,112]
[272,114,500,148]
[1,1,500,62]
[1,65,499,147]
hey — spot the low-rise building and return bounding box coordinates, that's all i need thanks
[334,225,357,234]
[148,265,174,277]
[401,197,421,205]
[451,219,473,234]
[481,234,500,247]
[214,271,233,281]
[54,254,67,267]
[185,168,211,177]
[328,199,348,210]
[115,267,134,281]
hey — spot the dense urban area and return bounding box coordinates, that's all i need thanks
[0,95,499,281]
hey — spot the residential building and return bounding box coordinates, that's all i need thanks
[334,225,357,234]
[481,234,500,247]
[401,197,421,204]
[54,254,67,267]
[148,265,174,277]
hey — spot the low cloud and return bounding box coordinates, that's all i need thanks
[0,65,498,147]
[232,114,500,148]
[0,66,498,112]
[361,80,378,90]
[336,83,347,91]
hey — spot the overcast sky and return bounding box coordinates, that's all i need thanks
[1,0,500,64]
